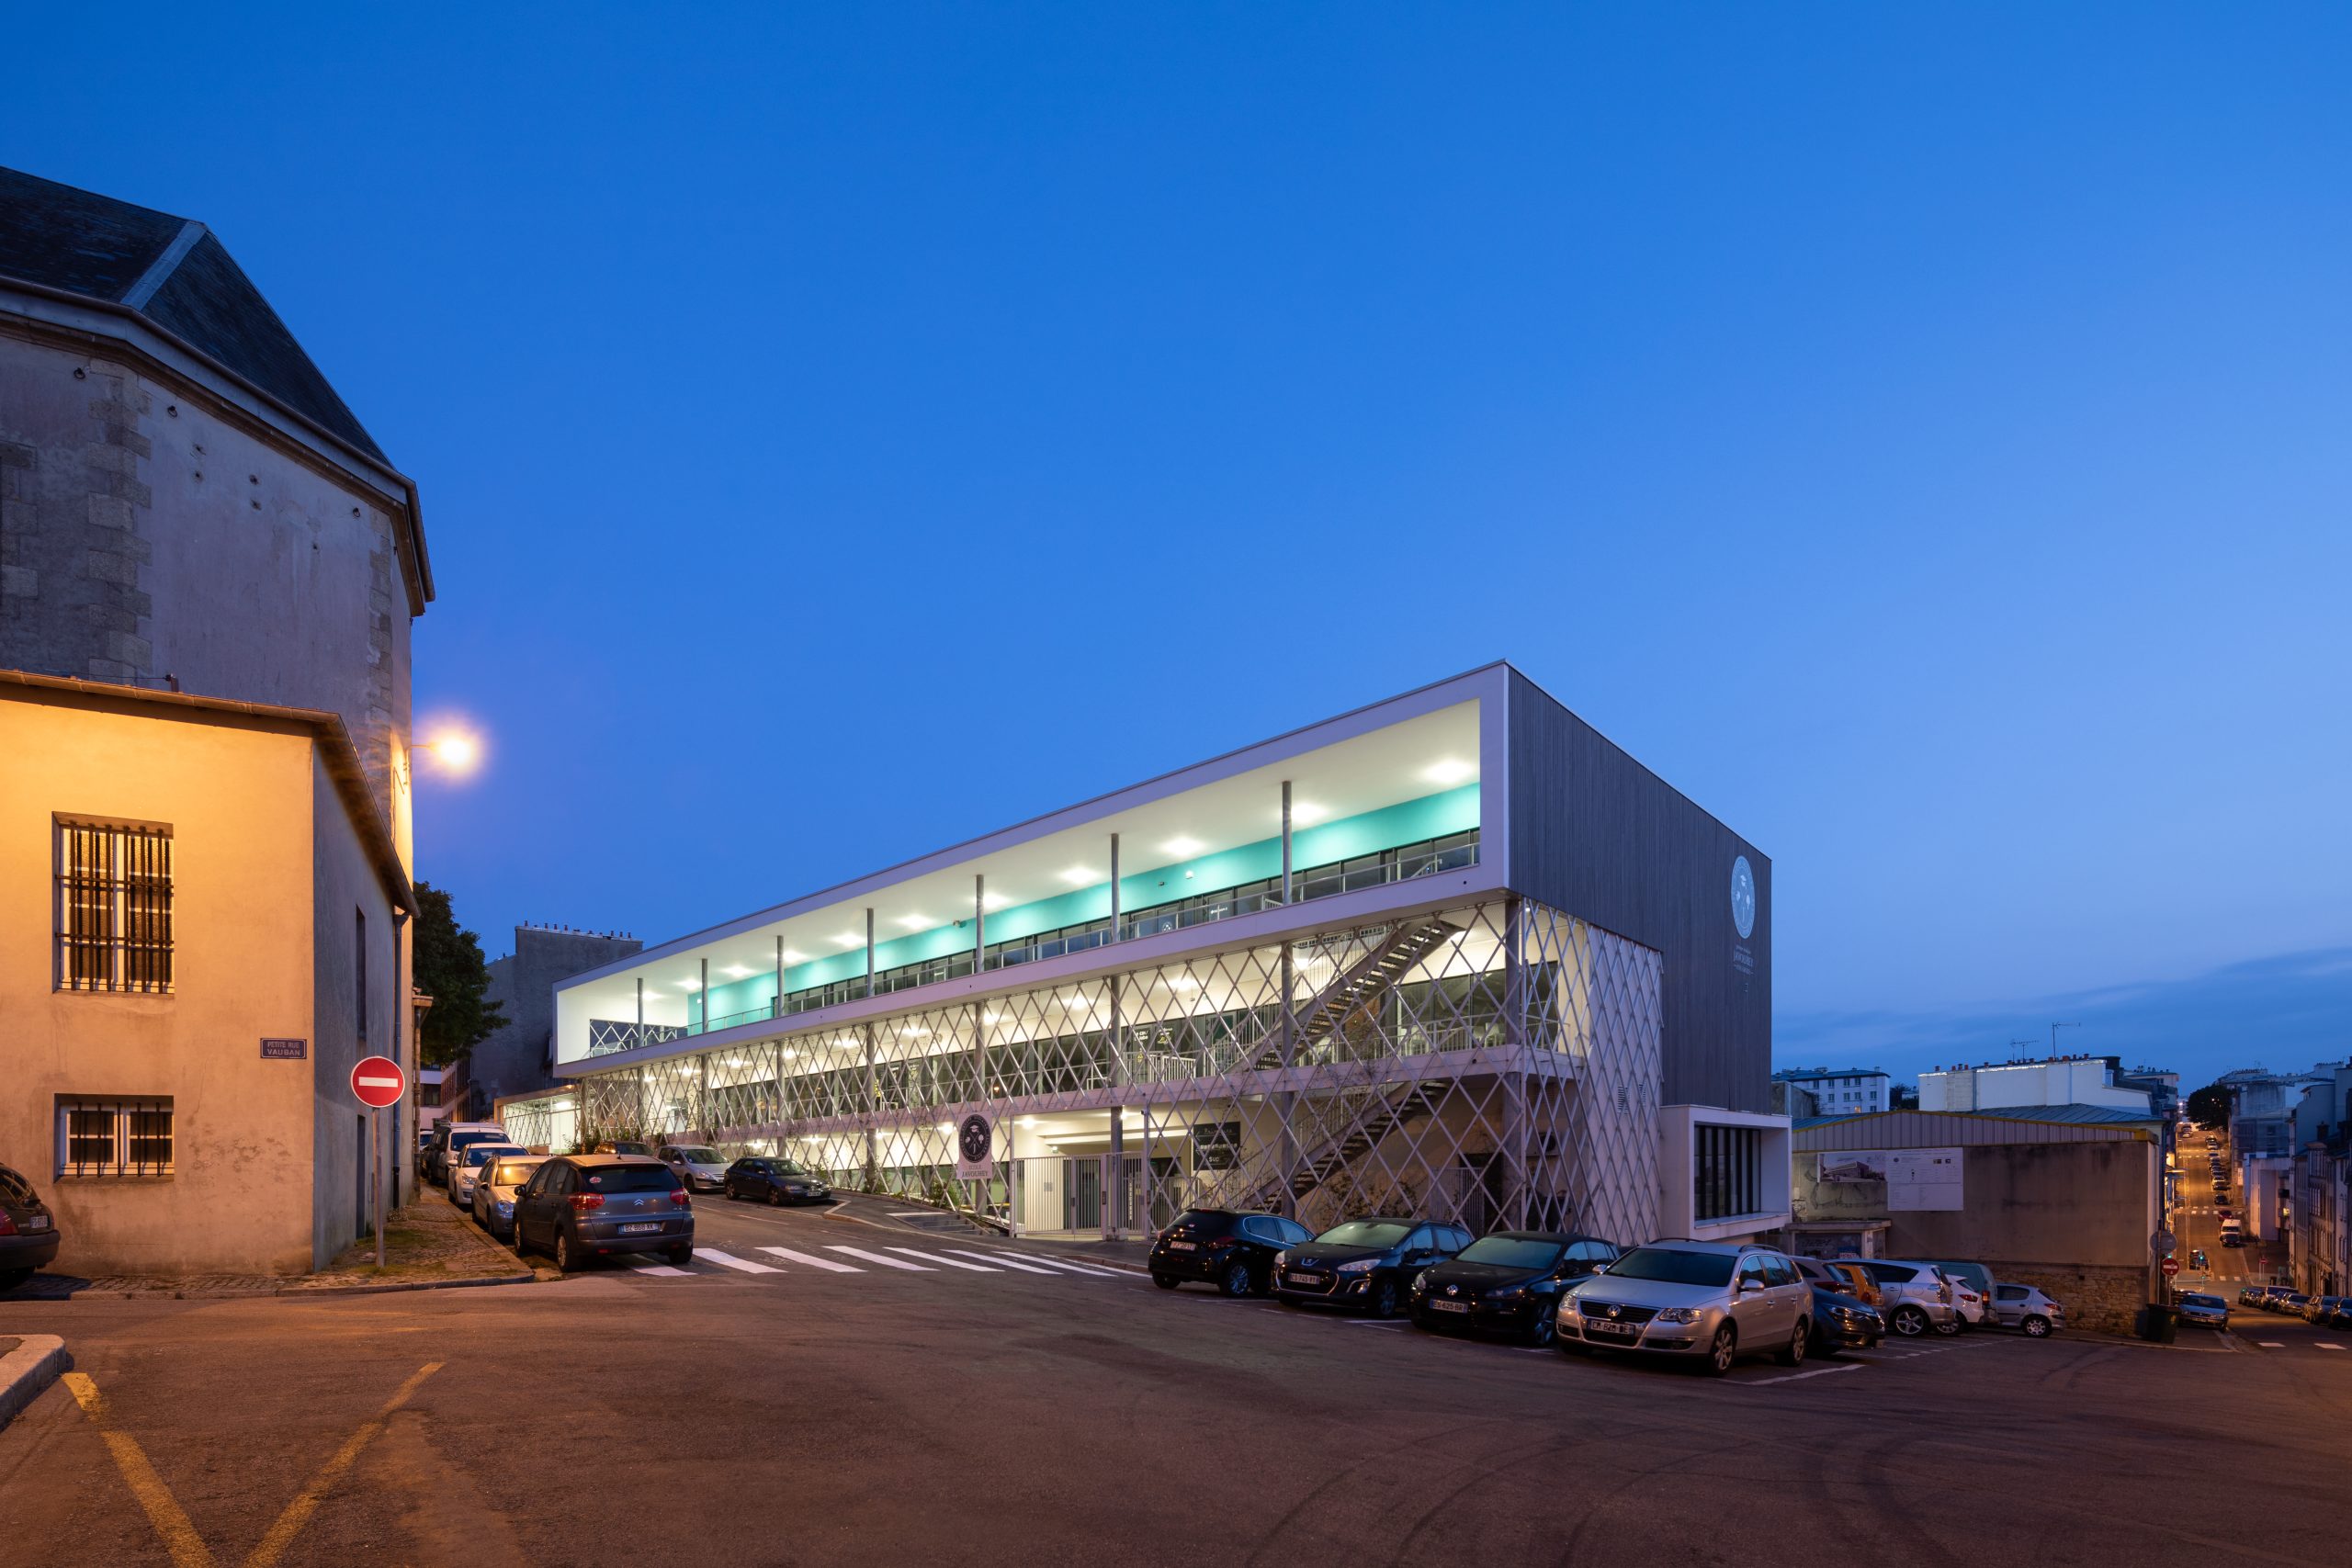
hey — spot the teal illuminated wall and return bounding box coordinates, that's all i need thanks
[689,784,1479,1026]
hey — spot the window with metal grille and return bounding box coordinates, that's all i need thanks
[57,1097,175,1178]
[1694,1123,1762,1221]
[56,820,174,993]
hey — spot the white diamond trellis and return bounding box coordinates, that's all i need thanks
[567,897,1662,1245]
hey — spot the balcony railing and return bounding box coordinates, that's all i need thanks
[601,828,1480,1045]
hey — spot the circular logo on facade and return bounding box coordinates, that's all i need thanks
[1730,855,1756,940]
[958,1113,991,1165]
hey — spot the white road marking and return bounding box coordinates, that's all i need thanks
[631,1264,691,1276]
[940,1249,1061,1275]
[828,1246,934,1271]
[694,1248,780,1274]
[758,1246,862,1272]
[1738,1361,1866,1387]
[886,1211,940,1218]
[1004,1253,1125,1277]
[2257,1340,2285,1348]
[894,1247,996,1271]
[1347,1320,1407,1330]
[2317,1343,2344,1351]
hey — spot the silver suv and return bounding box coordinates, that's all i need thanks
[1860,1259,1962,1337]
[1559,1241,1815,1375]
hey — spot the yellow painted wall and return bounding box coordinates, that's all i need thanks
[0,693,345,1275]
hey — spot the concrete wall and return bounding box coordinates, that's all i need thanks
[0,693,391,1274]
[470,928,643,1111]
[309,750,406,1266]
[0,328,418,832]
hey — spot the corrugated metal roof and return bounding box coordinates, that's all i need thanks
[1793,1107,2155,1148]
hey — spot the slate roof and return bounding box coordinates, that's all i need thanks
[0,165,388,465]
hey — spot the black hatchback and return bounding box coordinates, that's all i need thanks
[1408,1231,1620,1345]
[0,1163,60,1292]
[1274,1218,1472,1317]
[724,1157,832,1206]
[1149,1210,1314,1296]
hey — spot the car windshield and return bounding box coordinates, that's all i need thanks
[450,1131,505,1148]
[490,1160,542,1185]
[772,1162,808,1176]
[582,1165,678,1192]
[462,1145,524,1167]
[673,1148,721,1164]
[1455,1237,1563,1269]
[1313,1221,1412,1248]
[2180,1294,2224,1308]
[1605,1247,1736,1286]
[1170,1211,1240,1236]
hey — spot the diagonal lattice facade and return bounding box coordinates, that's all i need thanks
[570,897,1660,1244]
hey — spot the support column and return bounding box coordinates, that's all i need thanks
[1109,832,1121,941]
[970,999,989,1223]
[635,976,643,1028]
[1503,897,1526,1229]
[862,907,878,1188]
[975,874,986,968]
[698,957,708,1033]
[1276,779,1297,1217]
[775,934,785,1019]
[1109,972,1126,1239]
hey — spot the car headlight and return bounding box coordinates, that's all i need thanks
[1655,1306,1702,1324]
[1335,1258,1376,1275]
[1272,1250,1289,1269]
[1412,1270,1430,1292]
[496,1200,514,1216]
[1487,1284,1526,1302]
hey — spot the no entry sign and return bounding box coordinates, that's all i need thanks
[2160,1258,2181,1277]
[351,1055,407,1109]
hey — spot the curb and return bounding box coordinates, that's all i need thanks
[275,1270,537,1299]
[0,1335,70,1433]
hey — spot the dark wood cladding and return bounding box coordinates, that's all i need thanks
[1506,670,1771,1112]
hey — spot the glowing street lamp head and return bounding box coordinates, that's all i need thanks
[422,729,483,777]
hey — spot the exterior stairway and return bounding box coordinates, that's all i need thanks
[1250,916,1459,1071]
[1254,1076,1453,1205]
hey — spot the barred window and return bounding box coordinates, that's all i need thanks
[56,820,174,993]
[57,1097,175,1178]
[1694,1123,1762,1221]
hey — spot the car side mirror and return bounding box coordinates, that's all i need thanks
[1737,1277,1765,1294]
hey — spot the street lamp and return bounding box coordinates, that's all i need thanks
[418,728,484,779]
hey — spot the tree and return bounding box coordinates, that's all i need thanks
[413,881,505,1067]
[2186,1083,2233,1131]
[1890,1084,1919,1111]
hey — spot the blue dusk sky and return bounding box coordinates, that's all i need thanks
[6,6,2346,1090]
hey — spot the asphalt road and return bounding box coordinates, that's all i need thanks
[5,1195,2350,1568]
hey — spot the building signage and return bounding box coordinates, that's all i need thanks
[1886,1148,1962,1211]
[260,1037,307,1060]
[955,1111,994,1180]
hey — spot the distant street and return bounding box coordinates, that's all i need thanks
[6,1199,2351,1567]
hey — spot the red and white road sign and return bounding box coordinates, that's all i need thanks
[2160,1257,2181,1277]
[350,1055,407,1109]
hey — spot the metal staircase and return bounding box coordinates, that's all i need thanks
[1249,916,1459,1071]
[1254,1077,1454,1204]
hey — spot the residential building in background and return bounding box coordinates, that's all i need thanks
[0,166,430,1271]
[1772,1066,1891,1115]
[1920,1055,2162,1117]
[523,665,1789,1246]
[2217,1066,2331,1161]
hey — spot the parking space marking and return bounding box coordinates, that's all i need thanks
[1002,1252,1125,1277]
[1736,1361,1865,1388]
[62,1372,215,1568]
[2258,1340,2285,1348]
[1346,1320,1408,1331]
[693,1248,780,1274]
[827,1246,936,1270]
[894,1247,997,1270]
[246,1362,442,1568]
[938,1249,1079,1276]
[2317,1343,2344,1350]
[757,1246,863,1272]
[631,1264,692,1276]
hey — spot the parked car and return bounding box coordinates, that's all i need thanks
[1987,1280,2066,1337]
[2237,1285,2267,1307]
[1817,1258,1882,1306]
[2174,1292,2230,1330]
[1150,1209,1314,1297]
[449,1143,527,1207]
[2275,1292,2311,1315]
[2314,1297,2352,1330]
[1857,1259,1962,1337]
[1808,1285,1883,1357]
[1408,1231,1620,1344]
[657,1144,731,1194]
[2189,1248,2208,1269]
[470,1153,548,1240]
[512,1155,693,1271]
[1929,1260,1998,1322]
[424,1122,512,1187]
[590,1140,656,1157]
[1558,1241,1815,1374]
[722,1156,833,1207]
[0,1162,60,1291]
[1272,1218,1471,1317]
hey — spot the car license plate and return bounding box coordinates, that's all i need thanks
[1589,1320,1636,1337]
[1430,1301,1469,1314]
[618,1222,662,1235]
[1286,1272,1324,1286]
[26,1215,47,1231]
[1168,1241,1195,1251]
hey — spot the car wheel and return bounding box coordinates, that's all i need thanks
[1528,1303,1559,1348]
[1220,1260,1254,1299]
[1933,1314,1961,1337]
[1776,1319,1809,1367]
[1370,1280,1401,1319]
[1891,1305,1929,1337]
[1152,1274,1180,1291]
[554,1228,580,1274]
[1703,1325,1737,1376]
[666,1244,693,1268]
[767,1188,784,1207]
[2021,1314,2052,1338]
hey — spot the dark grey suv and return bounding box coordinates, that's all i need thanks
[512,1155,693,1272]
[0,1163,60,1291]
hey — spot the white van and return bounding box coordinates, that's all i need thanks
[2220,1218,2245,1247]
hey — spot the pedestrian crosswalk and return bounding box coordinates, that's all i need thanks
[627,1240,1131,1285]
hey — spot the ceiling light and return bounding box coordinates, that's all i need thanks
[723,964,753,978]
[780,1048,800,1060]
[981,891,1011,910]
[1058,865,1098,886]
[1161,835,1204,858]
[1423,758,1476,785]
[679,979,701,991]
[895,913,932,931]
[982,1010,1003,1023]
[779,948,807,964]
[1168,975,1201,993]
[834,931,864,947]
[1288,801,1328,826]
[901,1025,931,1039]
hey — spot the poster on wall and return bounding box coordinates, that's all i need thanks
[955,1112,995,1179]
[1818,1151,1889,1183]
[1887,1148,1963,1211]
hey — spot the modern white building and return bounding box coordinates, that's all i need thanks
[535,666,1789,1246]
[1772,1067,1892,1115]
[1919,1056,2157,1116]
